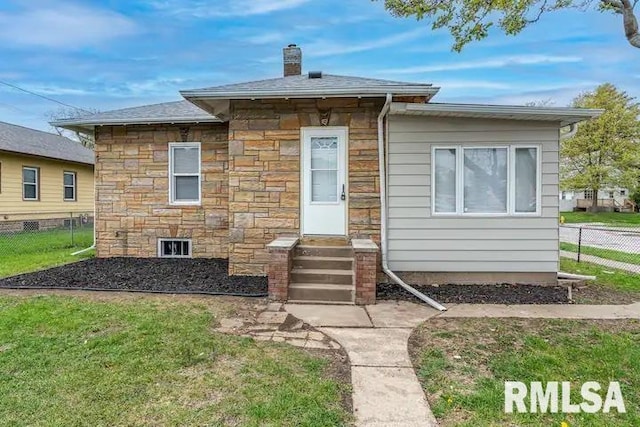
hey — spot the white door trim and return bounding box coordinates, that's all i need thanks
[300,126,349,236]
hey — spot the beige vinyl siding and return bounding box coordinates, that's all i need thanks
[0,151,94,220]
[387,115,559,273]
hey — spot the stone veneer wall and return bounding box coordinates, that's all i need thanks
[228,98,384,275]
[95,124,229,258]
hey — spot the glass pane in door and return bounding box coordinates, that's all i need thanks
[310,137,338,202]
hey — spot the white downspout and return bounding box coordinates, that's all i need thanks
[377,94,447,311]
[560,123,577,140]
[72,140,97,256]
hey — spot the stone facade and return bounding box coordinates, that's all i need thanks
[227,98,383,275]
[94,124,229,258]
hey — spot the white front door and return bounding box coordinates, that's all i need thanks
[301,127,347,235]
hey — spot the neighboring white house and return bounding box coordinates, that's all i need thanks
[559,188,633,212]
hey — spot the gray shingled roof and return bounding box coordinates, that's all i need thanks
[0,121,94,165]
[181,73,439,99]
[51,100,220,131]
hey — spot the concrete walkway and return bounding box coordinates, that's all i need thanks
[441,301,640,319]
[285,300,640,426]
[286,302,439,427]
[561,250,640,274]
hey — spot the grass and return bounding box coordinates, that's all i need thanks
[410,318,640,427]
[560,242,640,266]
[560,258,640,293]
[0,227,94,278]
[0,294,350,426]
[560,258,640,304]
[560,211,640,227]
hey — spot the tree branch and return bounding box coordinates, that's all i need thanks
[603,0,640,47]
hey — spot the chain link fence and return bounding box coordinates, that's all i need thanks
[560,224,640,273]
[0,212,94,277]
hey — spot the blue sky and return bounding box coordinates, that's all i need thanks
[0,0,638,132]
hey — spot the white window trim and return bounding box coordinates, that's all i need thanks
[157,238,192,258]
[168,142,201,206]
[63,171,77,201]
[22,166,39,201]
[431,145,542,217]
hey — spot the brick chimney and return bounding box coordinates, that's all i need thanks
[283,44,302,77]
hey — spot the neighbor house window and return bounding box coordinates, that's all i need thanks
[169,142,201,205]
[609,191,615,199]
[620,189,627,196]
[584,190,594,200]
[432,145,540,215]
[22,167,39,200]
[158,239,192,258]
[63,171,77,201]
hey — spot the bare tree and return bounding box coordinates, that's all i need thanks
[49,107,98,149]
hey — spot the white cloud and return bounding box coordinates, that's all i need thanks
[0,3,138,49]
[307,28,427,57]
[382,54,583,74]
[148,0,310,18]
[432,80,512,90]
[245,31,286,45]
[21,85,92,96]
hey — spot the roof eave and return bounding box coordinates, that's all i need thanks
[180,86,440,100]
[390,102,604,126]
[0,148,94,166]
[51,117,223,131]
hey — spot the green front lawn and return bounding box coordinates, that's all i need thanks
[0,228,94,278]
[560,258,640,304]
[561,211,640,226]
[0,295,350,426]
[410,318,640,427]
[560,242,640,266]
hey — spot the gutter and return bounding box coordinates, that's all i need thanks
[377,93,447,312]
[181,87,440,100]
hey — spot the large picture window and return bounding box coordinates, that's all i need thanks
[432,145,540,216]
[169,142,201,205]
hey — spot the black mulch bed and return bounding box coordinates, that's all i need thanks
[377,282,569,304]
[0,258,268,296]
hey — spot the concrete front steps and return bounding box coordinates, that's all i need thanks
[289,243,355,304]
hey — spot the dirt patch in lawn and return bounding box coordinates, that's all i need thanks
[378,283,569,304]
[0,258,267,295]
[571,283,639,305]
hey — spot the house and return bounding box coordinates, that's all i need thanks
[560,189,635,212]
[0,121,94,232]
[52,45,602,305]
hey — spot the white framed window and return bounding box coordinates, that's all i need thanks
[158,238,192,258]
[22,166,39,201]
[584,190,594,200]
[169,142,201,205]
[432,145,541,216]
[620,189,627,196]
[63,171,77,201]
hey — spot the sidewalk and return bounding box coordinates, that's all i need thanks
[561,250,640,274]
[286,302,439,427]
[285,300,640,427]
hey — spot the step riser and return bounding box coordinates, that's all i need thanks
[289,287,353,302]
[296,246,353,258]
[291,272,353,285]
[299,237,350,246]
[293,259,353,270]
